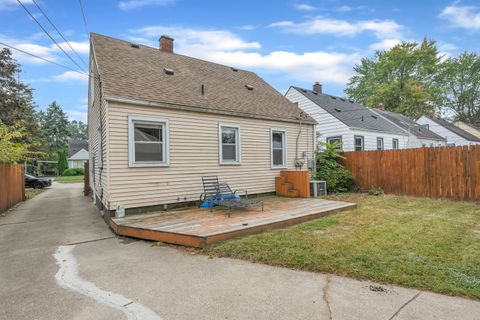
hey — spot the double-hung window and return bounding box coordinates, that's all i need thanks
[392,138,399,149]
[128,116,169,167]
[326,136,342,149]
[271,128,287,168]
[376,137,384,150]
[219,124,240,164]
[354,136,364,151]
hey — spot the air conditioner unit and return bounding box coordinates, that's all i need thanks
[310,180,327,197]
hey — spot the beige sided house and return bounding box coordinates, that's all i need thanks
[88,33,316,213]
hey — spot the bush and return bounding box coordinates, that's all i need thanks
[63,167,84,176]
[314,142,356,193]
[368,187,384,196]
[57,150,68,175]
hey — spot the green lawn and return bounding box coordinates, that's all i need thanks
[54,175,84,183]
[207,194,480,300]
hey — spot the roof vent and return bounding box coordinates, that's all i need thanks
[245,84,254,91]
[371,115,378,119]
[340,98,346,101]
[334,108,341,112]
[301,89,307,93]
[348,100,354,103]
[330,96,337,100]
[312,91,318,95]
[130,43,140,48]
[231,67,239,72]
[200,84,206,98]
[164,68,174,75]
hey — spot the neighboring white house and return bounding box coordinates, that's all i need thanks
[88,33,316,212]
[372,109,446,148]
[454,121,480,139]
[417,116,480,146]
[285,83,408,151]
[67,140,89,168]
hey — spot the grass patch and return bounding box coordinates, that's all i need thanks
[54,175,84,183]
[206,194,480,300]
[25,188,46,200]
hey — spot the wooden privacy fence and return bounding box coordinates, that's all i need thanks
[339,145,480,202]
[0,163,25,213]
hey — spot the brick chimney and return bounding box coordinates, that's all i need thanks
[159,35,174,53]
[313,82,322,94]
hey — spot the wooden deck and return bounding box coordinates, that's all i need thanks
[108,197,356,248]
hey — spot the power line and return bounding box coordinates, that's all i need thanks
[31,0,88,69]
[0,41,95,79]
[16,0,86,73]
[78,0,90,40]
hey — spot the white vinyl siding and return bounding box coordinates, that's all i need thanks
[128,116,169,167]
[286,87,408,151]
[270,128,287,168]
[417,116,479,146]
[103,101,315,210]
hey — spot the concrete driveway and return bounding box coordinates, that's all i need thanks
[1,183,479,320]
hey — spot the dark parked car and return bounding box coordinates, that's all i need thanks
[25,174,52,189]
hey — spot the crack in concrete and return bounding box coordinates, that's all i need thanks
[388,291,421,320]
[64,236,116,246]
[322,276,333,320]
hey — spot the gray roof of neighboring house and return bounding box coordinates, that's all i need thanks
[291,86,406,135]
[91,33,315,124]
[373,109,445,141]
[426,116,480,142]
[68,140,89,158]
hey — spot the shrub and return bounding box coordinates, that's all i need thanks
[57,150,68,175]
[63,167,84,176]
[368,187,384,196]
[314,142,356,193]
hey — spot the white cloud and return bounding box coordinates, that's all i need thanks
[368,38,403,51]
[269,16,404,39]
[293,3,316,11]
[131,26,261,51]
[238,25,257,31]
[439,4,480,30]
[53,71,88,83]
[0,0,32,11]
[118,0,175,10]
[65,109,87,122]
[130,26,359,85]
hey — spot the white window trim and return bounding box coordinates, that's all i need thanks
[376,137,384,150]
[354,135,364,151]
[128,115,170,167]
[218,123,241,165]
[392,138,399,149]
[270,128,288,169]
[326,136,343,149]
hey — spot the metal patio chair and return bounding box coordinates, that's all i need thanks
[200,176,264,217]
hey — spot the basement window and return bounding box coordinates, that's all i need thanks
[164,68,174,75]
[128,116,169,167]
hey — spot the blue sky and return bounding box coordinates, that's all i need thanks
[1,0,480,122]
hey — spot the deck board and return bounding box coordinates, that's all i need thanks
[109,197,356,247]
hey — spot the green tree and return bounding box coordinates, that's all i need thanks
[39,101,70,152]
[0,48,40,140]
[346,39,444,119]
[0,121,39,162]
[57,149,68,175]
[67,120,88,140]
[439,52,480,126]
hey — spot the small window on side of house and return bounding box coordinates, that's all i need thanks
[354,136,364,151]
[376,137,384,150]
[392,138,399,150]
[128,116,169,167]
[326,136,342,149]
[271,129,287,168]
[219,124,241,164]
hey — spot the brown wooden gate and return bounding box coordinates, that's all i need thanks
[0,163,25,213]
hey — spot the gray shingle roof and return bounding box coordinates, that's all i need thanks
[373,109,445,141]
[426,116,480,142]
[91,33,315,124]
[68,140,89,158]
[292,86,406,135]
